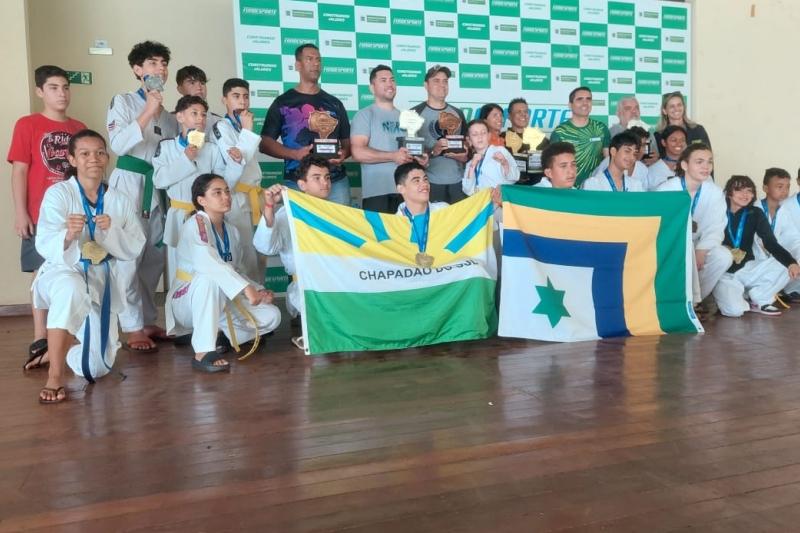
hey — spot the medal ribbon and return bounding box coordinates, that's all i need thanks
[136,88,146,101]
[178,133,189,149]
[474,154,486,187]
[212,221,233,262]
[680,177,702,215]
[726,208,749,249]
[762,199,778,232]
[74,176,105,240]
[402,205,430,254]
[603,169,626,192]
[226,113,242,133]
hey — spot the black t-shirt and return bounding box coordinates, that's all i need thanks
[261,88,350,182]
[724,205,795,273]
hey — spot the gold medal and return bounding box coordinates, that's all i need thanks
[81,240,108,265]
[730,247,746,265]
[415,252,434,268]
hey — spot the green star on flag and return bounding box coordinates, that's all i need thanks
[532,277,570,328]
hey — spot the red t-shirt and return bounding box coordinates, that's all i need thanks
[7,113,86,223]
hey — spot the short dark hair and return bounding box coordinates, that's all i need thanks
[568,86,592,103]
[609,131,640,152]
[724,175,756,204]
[222,77,249,96]
[541,142,575,170]
[34,65,68,88]
[425,65,451,81]
[191,173,224,211]
[65,129,107,178]
[294,43,319,60]
[394,160,426,186]
[764,167,791,186]
[478,103,503,121]
[176,65,207,86]
[369,64,393,84]
[627,126,649,142]
[127,40,171,68]
[174,95,208,113]
[507,97,528,115]
[660,124,687,144]
[296,154,330,181]
[674,142,712,177]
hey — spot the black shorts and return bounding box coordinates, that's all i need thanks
[20,228,44,273]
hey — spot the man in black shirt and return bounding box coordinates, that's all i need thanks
[259,43,352,205]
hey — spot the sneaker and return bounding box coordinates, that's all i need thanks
[291,336,306,351]
[750,303,782,316]
[784,291,800,303]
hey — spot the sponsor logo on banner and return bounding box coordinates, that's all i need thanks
[580,23,608,47]
[318,3,355,32]
[240,0,280,26]
[242,53,282,81]
[355,0,390,6]
[551,44,579,68]
[458,14,490,40]
[608,47,635,71]
[636,27,661,50]
[581,69,608,93]
[550,0,579,22]
[356,33,391,59]
[281,29,319,55]
[662,5,688,29]
[636,71,661,94]
[608,1,635,25]
[426,37,459,63]
[425,0,458,12]
[521,18,550,43]
[322,57,357,84]
[391,9,425,36]
[662,51,687,73]
[392,61,426,86]
[490,0,520,17]
[459,64,491,89]
[491,41,521,65]
[522,67,551,91]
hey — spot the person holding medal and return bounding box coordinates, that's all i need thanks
[32,129,146,403]
[582,132,644,192]
[712,175,800,317]
[394,161,448,268]
[153,95,238,288]
[657,144,731,305]
[462,119,519,197]
[166,174,281,373]
[211,78,262,281]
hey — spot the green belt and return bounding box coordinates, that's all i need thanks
[115,155,156,218]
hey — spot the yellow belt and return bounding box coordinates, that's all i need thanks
[170,199,194,212]
[174,269,261,360]
[234,182,262,226]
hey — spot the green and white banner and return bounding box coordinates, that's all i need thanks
[234,0,691,134]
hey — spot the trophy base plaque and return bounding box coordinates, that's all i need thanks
[513,154,528,174]
[313,138,340,158]
[527,151,543,173]
[443,135,465,154]
[398,136,425,157]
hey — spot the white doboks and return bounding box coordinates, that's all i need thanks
[33,178,146,380]
[166,211,281,354]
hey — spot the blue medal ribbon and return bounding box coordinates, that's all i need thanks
[177,132,189,149]
[212,220,233,262]
[74,177,113,384]
[680,177,702,215]
[761,199,778,232]
[603,169,626,192]
[474,155,486,188]
[136,88,146,101]
[226,113,242,133]
[402,205,430,254]
[726,208,749,249]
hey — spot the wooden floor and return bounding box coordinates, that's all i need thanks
[3,303,800,532]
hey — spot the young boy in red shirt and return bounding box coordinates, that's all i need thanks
[8,65,86,370]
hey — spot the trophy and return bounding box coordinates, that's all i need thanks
[308,110,340,158]
[397,110,425,157]
[507,127,546,173]
[438,111,464,153]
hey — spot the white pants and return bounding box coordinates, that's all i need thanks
[784,243,800,294]
[713,257,790,317]
[226,207,260,282]
[698,245,733,300]
[286,280,302,318]
[35,269,121,380]
[169,275,281,353]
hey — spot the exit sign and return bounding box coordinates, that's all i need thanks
[66,71,92,85]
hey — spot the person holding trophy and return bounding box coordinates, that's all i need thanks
[410,66,469,204]
[503,97,549,185]
[259,43,352,205]
[350,65,428,213]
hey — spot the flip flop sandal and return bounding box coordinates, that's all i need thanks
[24,339,49,370]
[39,386,66,404]
[191,352,230,373]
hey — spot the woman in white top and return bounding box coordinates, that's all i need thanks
[646,125,687,191]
